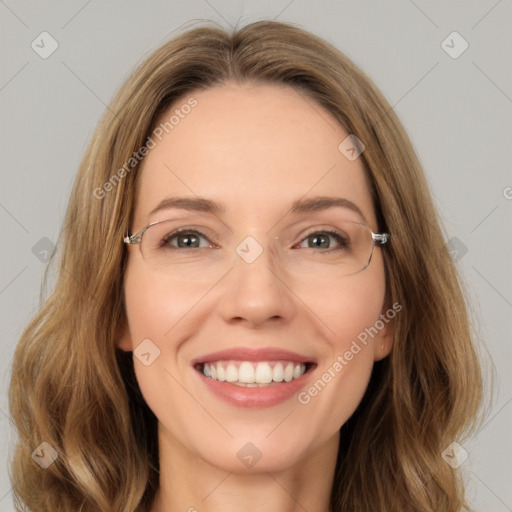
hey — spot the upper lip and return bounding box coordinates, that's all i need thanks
[192,347,317,366]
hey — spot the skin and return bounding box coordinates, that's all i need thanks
[117,82,394,512]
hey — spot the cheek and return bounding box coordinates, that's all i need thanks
[123,262,209,345]
[296,301,379,442]
[305,261,386,348]
[122,264,201,432]
[294,261,386,430]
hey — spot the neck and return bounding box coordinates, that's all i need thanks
[150,424,338,512]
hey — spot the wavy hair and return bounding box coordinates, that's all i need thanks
[9,20,484,511]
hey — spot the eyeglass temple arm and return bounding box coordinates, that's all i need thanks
[373,232,390,245]
[124,233,143,245]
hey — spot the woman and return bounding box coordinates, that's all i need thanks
[9,20,483,511]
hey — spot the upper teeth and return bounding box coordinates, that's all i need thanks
[203,361,306,386]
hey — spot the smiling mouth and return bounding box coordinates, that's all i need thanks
[195,360,316,387]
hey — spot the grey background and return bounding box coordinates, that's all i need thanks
[1,1,511,510]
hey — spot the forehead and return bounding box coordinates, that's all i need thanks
[133,82,376,228]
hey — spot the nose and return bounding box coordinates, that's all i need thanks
[216,239,297,328]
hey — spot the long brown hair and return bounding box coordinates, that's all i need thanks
[9,20,484,511]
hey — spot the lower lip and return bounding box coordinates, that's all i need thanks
[196,368,314,408]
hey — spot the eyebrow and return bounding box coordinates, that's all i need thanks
[149,195,367,222]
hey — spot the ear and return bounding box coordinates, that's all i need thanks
[116,317,134,352]
[373,301,397,362]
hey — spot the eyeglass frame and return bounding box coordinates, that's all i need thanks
[123,219,390,275]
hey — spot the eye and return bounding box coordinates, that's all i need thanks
[162,229,213,249]
[296,230,350,251]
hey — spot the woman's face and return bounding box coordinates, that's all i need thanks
[119,82,394,472]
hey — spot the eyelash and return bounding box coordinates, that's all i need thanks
[297,229,350,252]
[161,227,349,253]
